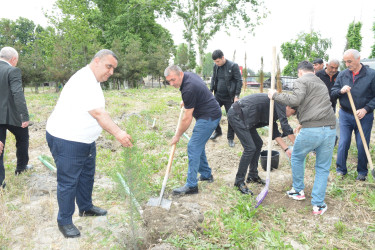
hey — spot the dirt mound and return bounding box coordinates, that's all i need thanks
[143,201,204,243]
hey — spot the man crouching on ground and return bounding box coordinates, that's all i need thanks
[46,49,133,238]
[165,65,221,196]
[268,61,336,215]
[227,93,295,195]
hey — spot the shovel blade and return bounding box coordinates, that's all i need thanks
[147,197,172,210]
[255,179,270,208]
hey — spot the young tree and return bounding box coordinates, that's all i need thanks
[345,21,362,52]
[280,31,331,76]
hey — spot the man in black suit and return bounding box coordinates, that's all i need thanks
[0,47,31,189]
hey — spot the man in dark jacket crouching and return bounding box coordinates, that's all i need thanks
[228,93,295,195]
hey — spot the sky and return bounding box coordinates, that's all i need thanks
[1,0,375,72]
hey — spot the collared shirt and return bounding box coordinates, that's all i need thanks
[180,72,221,120]
[46,65,105,143]
[315,68,339,111]
[0,59,11,66]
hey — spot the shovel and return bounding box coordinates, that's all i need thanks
[147,107,184,210]
[256,46,276,208]
[347,90,375,180]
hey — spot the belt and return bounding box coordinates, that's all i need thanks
[323,125,335,129]
[232,102,244,121]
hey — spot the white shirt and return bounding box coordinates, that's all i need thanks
[46,65,105,143]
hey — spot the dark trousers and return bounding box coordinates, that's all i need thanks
[336,109,373,176]
[0,124,29,184]
[46,132,96,225]
[214,96,235,140]
[227,109,262,185]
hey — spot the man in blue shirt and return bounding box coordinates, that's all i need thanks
[165,65,221,195]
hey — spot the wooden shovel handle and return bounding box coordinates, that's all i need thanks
[347,91,374,170]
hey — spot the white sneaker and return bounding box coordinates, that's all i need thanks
[313,204,327,215]
[286,187,305,200]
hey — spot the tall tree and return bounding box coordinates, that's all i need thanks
[93,0,174,55]
[280,31,331,76]
[371,21,375,58]
[124,38,147,88]
[174,43,197,71]
[47,0,102,72]
[175,0,267,68]
[147,43,171,88]
[345,21,362,52]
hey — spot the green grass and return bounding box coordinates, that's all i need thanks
[3,87,375,249]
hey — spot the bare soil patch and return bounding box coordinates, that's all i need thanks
[2,91,375,249]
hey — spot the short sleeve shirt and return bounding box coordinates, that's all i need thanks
[46,65,105,143]
[180,72,221,120]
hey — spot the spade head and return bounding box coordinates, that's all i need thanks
[147,197,172,210]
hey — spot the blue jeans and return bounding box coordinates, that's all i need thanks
[336,109,373,176]
[186,117,220,187]
[46,132,96,225]
[291,127,336,206]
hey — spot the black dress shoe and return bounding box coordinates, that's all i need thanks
[228,140,235,147]
[235,183,253,195]
[210,131,222,140]
[356,174,366,181]
[58,224,80,238]
[172,185,198,195]
[79,205,107,217]
[246,175,266,185]
[15,165,33,175]
[199,175,214,183]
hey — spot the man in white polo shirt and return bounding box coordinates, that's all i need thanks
[46,49,132,238]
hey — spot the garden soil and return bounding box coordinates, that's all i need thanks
[2,102,375,249]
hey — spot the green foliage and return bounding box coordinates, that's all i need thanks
[280,31,331,76]
[168,191,262,248]
[334,220,347,238]
[345,21,362,52]
[124,38,148,88]
[174,43,190,71]
[202,52,213,78]
[371,22,375,58]
[0,0,175,89]
[175,0,268,68]
[0,18,48,90]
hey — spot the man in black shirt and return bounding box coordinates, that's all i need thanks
[227,93,295,194]
[315,59,340,112]
[210,50,242,147]
[313,58,324,74]
[165,65,222,195]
